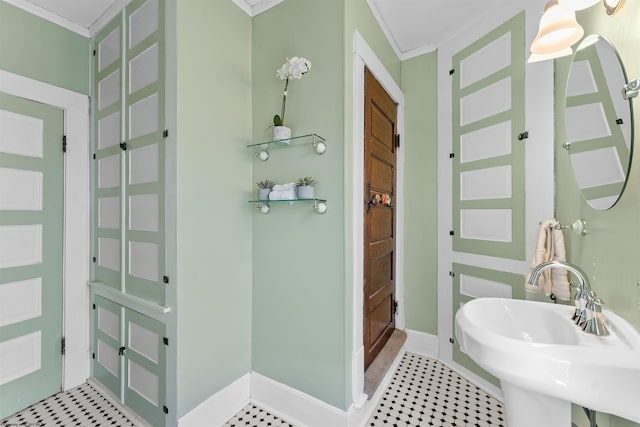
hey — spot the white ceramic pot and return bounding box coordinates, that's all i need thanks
[273,126,292,142]
[258,188,271,200]
[297,185,315,200]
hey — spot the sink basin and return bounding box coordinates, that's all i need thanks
[455,298,640,425]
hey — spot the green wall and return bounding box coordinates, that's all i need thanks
[250,0,407,411]
[251,0,348,410]
[0,1,89,95]
[555,3,640,426]
[400,52,438,334]
[174,0,253,418]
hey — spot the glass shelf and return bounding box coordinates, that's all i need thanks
[247,133,327,160]
[248,198,328,214]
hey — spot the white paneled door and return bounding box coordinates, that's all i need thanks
[0,92,64,418]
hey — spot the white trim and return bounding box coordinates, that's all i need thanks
[2,0,132,37]
[88,0,132,37]
[399,43,437,61]
[364,0,403,60]
[2,0,89,37]
[231,0,284,17]
[404,329,439,358]
[178,373,250,427]
[251,372,346,427]
[0,69,91,390]
[351,30,405,408]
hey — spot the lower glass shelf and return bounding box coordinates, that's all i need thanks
[248,198,327,214]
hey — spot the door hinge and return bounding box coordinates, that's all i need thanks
[92,154,96,160]
[163,337,169,346]
[92,352,95,359]
[120,142,127,151]
[163,406,169,414]
[517,131,529,140]
[395,134,400,148]
[394,300,399,314]
[449,230,455,236]
[163,275,169,284]
[118,346,126,356]
[163,129,169,138]
[93,49,96,56]
[62,135,67,153]
[449,271,456,277]
[92,303,96,310]
[449,68,455,75]
[61,337,66,355]
[449,337,455,344]
[449,153,455,159]
[616,118,624,125]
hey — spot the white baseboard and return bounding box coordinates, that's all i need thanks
[250,372,348,427]
[178,373,250,427]
[404,329,439,357]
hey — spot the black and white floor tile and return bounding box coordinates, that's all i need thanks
[367,352,505,426]
[223,404,293,427]
[0,382,138,427]
[1,352,504,427]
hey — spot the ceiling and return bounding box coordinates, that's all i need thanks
[4,0,525,59]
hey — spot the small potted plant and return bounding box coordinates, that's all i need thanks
[296,176,316,199]
[256,179,275,200]
[272,56,312,141]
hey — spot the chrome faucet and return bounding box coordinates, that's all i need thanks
[527,261,609,336]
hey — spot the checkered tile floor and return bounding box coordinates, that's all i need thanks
[225,352,505,427]
[1,353,504,427]
[0,382,137,426]
[367,352,505,426]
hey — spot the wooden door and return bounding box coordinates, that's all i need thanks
[0,91,64,418]
[363,68,398,369]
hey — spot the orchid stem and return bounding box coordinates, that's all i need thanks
[280,77,289,125]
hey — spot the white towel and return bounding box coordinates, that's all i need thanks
[524,219,571,300]
[272,183,296,191]
[268,189,296,200]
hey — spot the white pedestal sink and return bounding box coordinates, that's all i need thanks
[455,298,640,426]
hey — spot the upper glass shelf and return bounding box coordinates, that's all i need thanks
[247,133,327,160]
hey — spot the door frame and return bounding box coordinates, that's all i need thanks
[0,69,91,390]
[350,31,405,406]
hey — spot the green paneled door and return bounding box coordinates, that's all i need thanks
[92,296,123,398]
[0,92,64,418]
[451,12,526,260]
[124,0,166,305]
[124,308,166,427]
[94,14,124,290]
[451,263,525,386]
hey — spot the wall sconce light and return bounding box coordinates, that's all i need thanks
[530,0,584,59]
[623,79,640,100]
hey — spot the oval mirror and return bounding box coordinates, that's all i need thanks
[564,34,634,210]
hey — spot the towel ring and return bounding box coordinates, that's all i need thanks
[555,219,587,236]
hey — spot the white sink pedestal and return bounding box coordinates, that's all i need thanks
[501,382,571,427]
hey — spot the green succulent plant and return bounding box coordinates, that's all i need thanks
[296,176,316,187]
[273,114,283,126]
[256,179,275,190]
